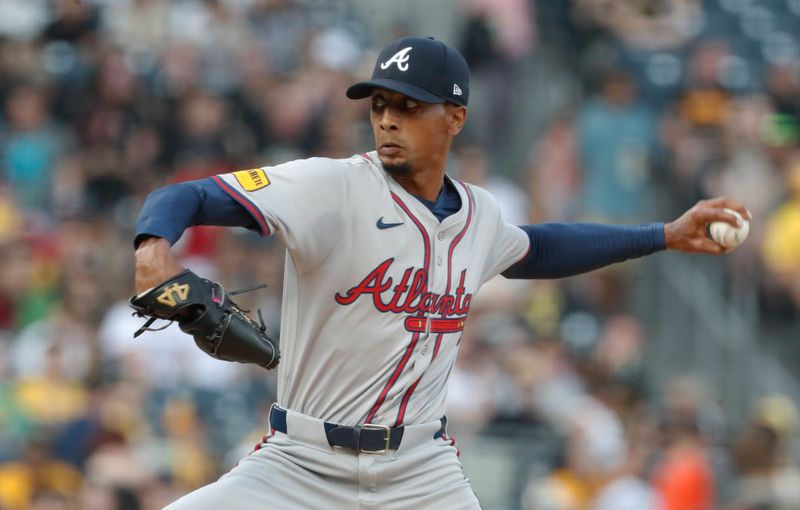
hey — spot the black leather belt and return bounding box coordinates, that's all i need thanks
[269,406,446,454]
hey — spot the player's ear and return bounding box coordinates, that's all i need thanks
[446,105,467,137]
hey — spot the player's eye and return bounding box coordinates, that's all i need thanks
[404,99,419,110]
[372,96,387,110]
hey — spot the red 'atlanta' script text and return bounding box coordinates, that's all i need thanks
[335,258,471,316]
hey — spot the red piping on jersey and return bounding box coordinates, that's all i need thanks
[393,331,445,427]
[389,192,431,279]
[404,316,466,333]
[442,432,460,457]
[212,176,272,236]
[364,192,430,424]
[445,181,474,295]
[365,332,421,424]
[394,375,422,427]
[250,427,276,454]
[394,181,474,427]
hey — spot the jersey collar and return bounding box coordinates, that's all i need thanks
[364,151,470,229]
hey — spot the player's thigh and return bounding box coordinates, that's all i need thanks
[377,436,482,510]
[164,437,356,510]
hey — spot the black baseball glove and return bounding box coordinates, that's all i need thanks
[129,269,280,369]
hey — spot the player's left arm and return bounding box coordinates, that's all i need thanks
[133,178,257,294]
[503,197,749,280]
[134,178,257,249]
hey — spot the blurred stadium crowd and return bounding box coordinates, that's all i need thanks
[0,0,799,509]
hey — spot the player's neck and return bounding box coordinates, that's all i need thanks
[389,167,445,201]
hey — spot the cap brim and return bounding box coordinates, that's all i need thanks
[346,78,444,104]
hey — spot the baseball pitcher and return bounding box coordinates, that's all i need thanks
[132,37,749,509]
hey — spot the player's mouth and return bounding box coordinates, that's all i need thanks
[379,142,402,157]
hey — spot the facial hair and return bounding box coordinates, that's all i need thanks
[382,160,412,178]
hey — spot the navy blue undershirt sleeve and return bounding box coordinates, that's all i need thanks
[502,223,667,279]
[134,178,256,248]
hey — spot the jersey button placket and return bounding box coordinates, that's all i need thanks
[427,228,447,348]
[422,226,442,340]
[435,230,445,266]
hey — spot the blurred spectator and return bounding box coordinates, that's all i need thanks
[0,438,83,510]
[573,0,702,51]
[593,476,661,510]
[446,334,497,437]
[761,152,800,309]
[706,94,780,240]
[148,396,215,490]
[766,64,800,121]
[101,0,171,55]
[662,39,734,207]
[98,302,241,390]
[651,418,715,510]
[164,88,230,168]
[454,145,531,224]
[458,0,535,156]
[529,338,628,481]
[1,84,67,215]
[42,0,99,44]
[650,377,719,510]
[0,237,38,332]
[11,269,104,384]
[525,112,581,223]
[82,430,153,499]
[521,439,593,510]
[727,395,800,510]
[677,40,733,131]
[576,69,658,222]
[591,406,663,510]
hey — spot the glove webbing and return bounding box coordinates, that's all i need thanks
[132,282,269,339]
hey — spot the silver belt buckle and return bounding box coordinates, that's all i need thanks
[361,423,391,454]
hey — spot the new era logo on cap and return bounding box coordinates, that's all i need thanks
[346,36,470,106]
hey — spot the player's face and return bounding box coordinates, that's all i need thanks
[370,90,465,175]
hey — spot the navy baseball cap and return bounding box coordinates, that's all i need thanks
[346,36,469,106]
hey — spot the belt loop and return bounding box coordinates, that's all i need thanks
[269,404,288,433]
[433,416,447,439]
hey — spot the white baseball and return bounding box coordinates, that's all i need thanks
[709,208,749,250]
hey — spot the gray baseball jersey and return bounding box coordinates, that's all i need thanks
[213,151,529,427]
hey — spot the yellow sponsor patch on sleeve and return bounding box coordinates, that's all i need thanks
[233,168,270,191]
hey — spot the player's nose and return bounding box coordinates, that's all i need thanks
[377,108,400,131]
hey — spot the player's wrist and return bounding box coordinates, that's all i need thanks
[134,237,185,294]
[134,234,170,251]
[663,222,675,250]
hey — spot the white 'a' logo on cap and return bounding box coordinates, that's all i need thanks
[380,47,412,72]
[453,83,462,96]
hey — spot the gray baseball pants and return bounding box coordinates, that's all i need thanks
[163,407,482,509]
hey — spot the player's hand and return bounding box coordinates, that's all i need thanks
[664,197,750,254]
[134,237,186,295]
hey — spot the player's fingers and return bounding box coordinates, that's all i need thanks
[694,206,743,227]
[717,199,750,221]
[695,237,725,254]
[704,197,750,221]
